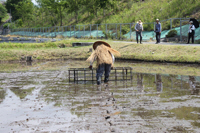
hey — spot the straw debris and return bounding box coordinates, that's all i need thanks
[86,44,120,66]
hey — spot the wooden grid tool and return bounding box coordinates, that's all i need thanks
[68,67,133,83]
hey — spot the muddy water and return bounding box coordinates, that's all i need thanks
[0,60,200,133]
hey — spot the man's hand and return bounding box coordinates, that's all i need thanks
[89,65,93,69]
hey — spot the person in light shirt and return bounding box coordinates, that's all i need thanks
[187,21,195,44]
[135,20,143,44]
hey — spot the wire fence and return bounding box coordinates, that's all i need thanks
[2,18,200,42]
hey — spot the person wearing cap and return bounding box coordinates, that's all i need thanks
[187,21,196,44]
[155,19,162,44]
[86,41,120,85]
[135,20,143,44]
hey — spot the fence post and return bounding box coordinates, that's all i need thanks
[106,24,107,34]
[154,22,155,38]
[74,25,75,38]
[180,19,182,43]
[78,25,80,38]
[116,24,117,39]
[52,27,53,38]
[84,25,85,38]
[45,27,47,37]
[97,24,98,39]
[120,24,122,40]
[130,23,132,40]
[48,27,49,37]
[70,26,71,37]
[90,24,91,37]
[170,18,172,29]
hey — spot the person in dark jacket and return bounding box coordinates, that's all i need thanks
[155,19,162,44]
[187,21,196,44]
[135,20,143,44]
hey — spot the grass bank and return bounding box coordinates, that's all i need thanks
[0,39,200,64]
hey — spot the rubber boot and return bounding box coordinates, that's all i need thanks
[104,76,109,83]
[97,76,101,85]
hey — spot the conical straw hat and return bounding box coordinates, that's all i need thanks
[93,41,111,50]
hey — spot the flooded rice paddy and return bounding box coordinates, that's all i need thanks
[0,60,200,133]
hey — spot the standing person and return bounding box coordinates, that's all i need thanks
[155,19,162,44]
[135,20,143,44]
[87,41,120,85]
[187,21,196,44]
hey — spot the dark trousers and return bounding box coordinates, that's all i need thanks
[156,32,161,43]
[136,31,142,43]
[188,32,195,44]
[96,63,111,85]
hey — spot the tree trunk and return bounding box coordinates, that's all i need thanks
[42,11,43,27]
[60,6,62,26]
[76,10,78,24]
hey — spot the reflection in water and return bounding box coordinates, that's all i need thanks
[26,61,32,66]
[137,73,144,93]
[155,74,163,92]
[189,76,200,95]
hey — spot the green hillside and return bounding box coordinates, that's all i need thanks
[4,0,200,29]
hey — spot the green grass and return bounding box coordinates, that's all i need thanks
[0,38,94,49]
[1,13,9,23]
[1,39,200,65]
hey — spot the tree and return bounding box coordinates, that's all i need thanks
[37,0,68,26]
[5,0,23,20]
[67,0,82,24]
[0,3,7,22]
[84,0,118,17]
[15,0,34,24]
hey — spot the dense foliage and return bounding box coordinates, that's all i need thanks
[4,0,200,29]
[0,3,7,22]
[166,29,177,38]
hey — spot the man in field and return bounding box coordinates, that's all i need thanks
[87,41,120,85]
